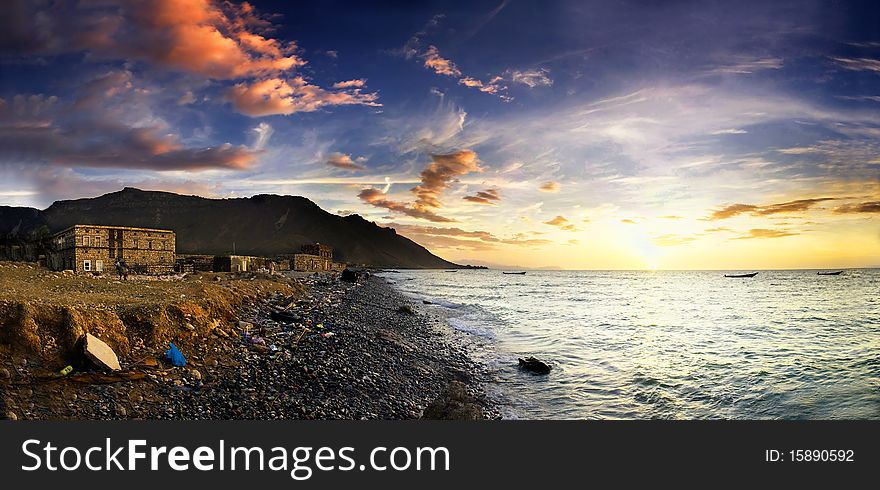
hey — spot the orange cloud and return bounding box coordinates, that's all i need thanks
[834,201,880,214]
[358,188,453,223]
[226,77,380,116]
[463,188,500,205]
[732,228,800,240]
[8,1,380,117]
[539,181,560,192]
[333,79,367,89]
[708,198,836,220]
[411,150,482,209]
[123,0,306,80]
[753,198,837,215]
[422,45,461,77]
[621,219,637,224]
[544,215,568,226]
[326,152,365,170]
[388,223,552,248]
[708,203,759,220]
[543,215,579,231]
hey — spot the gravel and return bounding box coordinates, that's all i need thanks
[0,274,496,420]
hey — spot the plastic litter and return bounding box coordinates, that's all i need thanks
[164,342,187,367]
[60,365,73,376]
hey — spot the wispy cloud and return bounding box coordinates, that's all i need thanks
[358,187,453,222]
[0,78,258,172]
[732,228,800,240]
[708,198,836,220]
[463,188,501,205]
[543,215,579,232]
[226,77,380,117]
[539,181,561,192]
[326,152,365,170]
[706,57,784,75]
[831,57,880,73]
[834,201,880,214]
[508,68,553,88]
[388,222,552,250]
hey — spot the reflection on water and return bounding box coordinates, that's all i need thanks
[385,269,880,420]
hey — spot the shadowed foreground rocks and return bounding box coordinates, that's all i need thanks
[0,263,495,420]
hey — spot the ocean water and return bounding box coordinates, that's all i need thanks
[380,269,880,420]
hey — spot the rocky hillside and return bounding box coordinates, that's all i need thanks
[0,188,460,268]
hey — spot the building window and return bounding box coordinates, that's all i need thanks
[84,236,91,247]
[94,237,101,247]
[83,260,91,272]
[95,260,104,272]
[148,240,153,249]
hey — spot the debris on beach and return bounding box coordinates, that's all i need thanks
[518,356,552,375]
[164,343,187,367]
[0,262,495,420]
[83,333,121,371]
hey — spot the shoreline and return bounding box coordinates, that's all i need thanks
[0,265,494,420]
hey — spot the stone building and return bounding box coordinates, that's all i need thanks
[292,243,335,272]
[48,225,176,273]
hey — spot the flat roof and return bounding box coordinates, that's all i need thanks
[52,224,175,237]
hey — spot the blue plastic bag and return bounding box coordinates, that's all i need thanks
[164,342,187,367]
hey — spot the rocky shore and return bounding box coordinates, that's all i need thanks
[0,263,494,420]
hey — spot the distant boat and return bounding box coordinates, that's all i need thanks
[724,272,758,278]
[817,270,843,276]
[445,270,458,273]
[503,271,527,275]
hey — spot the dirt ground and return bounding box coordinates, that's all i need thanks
[0,261,308,419]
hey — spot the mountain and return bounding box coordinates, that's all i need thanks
[0,188,461,269]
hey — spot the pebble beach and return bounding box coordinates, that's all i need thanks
[0,267,494,420]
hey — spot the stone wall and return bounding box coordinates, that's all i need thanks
[49,225,176,273]
[293,253,331,272]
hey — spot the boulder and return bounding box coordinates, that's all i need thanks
[82,333,121,371]
[518,356,551,375]
[340,268,361,282]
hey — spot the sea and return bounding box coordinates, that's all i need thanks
[378,269,880,420]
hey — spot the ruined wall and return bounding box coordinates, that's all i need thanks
[300,244,333,260]
[293,253,331,272]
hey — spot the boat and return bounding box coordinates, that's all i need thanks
[503,271,527,275]
[817,270,843,276]
[724,272,758,278]
[444,270,458,273]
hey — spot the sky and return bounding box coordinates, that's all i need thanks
[1,0,879,269]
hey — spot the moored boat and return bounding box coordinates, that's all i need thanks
[724,272,758,278]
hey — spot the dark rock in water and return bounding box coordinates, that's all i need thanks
[518,356,551,374]
[422,300,433,305]
[422,381,483,420]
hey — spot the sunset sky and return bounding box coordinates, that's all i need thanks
[1,0,879,269]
